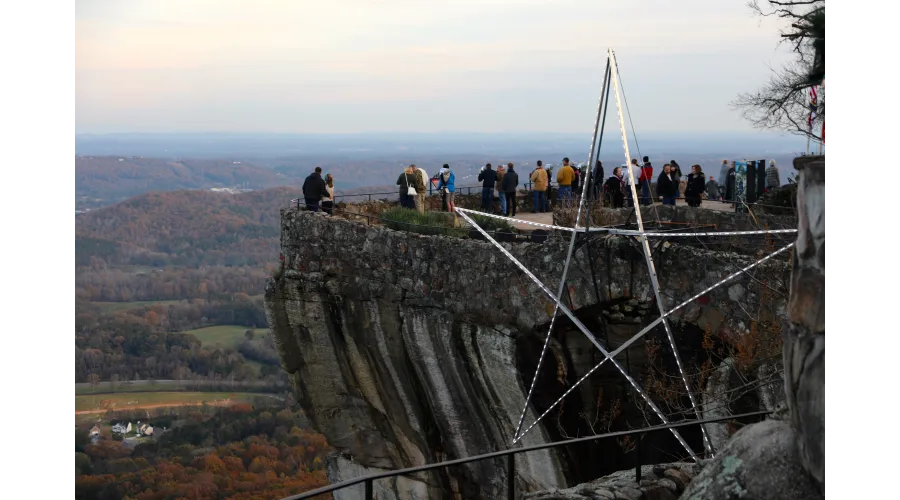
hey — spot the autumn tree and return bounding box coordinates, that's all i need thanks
[733,0,825,140]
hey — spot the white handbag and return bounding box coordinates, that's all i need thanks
[406,174,417,196]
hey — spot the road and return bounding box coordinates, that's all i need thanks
[75,379,286,394]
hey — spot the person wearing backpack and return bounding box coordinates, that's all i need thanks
[501,162,519,217]
[437,164,456,213]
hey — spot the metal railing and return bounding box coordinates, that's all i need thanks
[331,182,550,203]
[282,410,770,500]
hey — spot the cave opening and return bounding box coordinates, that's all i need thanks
[515,298,730,486]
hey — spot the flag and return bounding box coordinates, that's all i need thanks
[808,86,818,128]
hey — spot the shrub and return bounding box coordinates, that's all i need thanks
[465,213,517,234]
[379,207,466,237]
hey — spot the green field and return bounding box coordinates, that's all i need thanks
[92,294,264,314]
[75,391,273,412]
[180,325,266,349]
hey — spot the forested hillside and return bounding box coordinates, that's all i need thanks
[75,187,303,384]
[76,156,291,208]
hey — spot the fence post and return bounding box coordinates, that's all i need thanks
[507,454,515,500]
[364,478,373,500]
[635,435,642,482]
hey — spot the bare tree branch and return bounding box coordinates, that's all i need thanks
[735,1,824,138]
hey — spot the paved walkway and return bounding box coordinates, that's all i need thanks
[503,199,738,232]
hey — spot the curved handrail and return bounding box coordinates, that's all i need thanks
[281,410,771,499]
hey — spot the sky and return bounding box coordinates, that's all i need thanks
[76,0,794,135]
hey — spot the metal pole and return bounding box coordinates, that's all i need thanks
[609,48,712,456]
[507,454,516,500]
[364,478,373,500]
[635,436,642,482]
[819,80,828,154]
[512,54,612,442]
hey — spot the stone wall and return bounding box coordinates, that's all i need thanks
[678,155,824,500]
[784,156,825,486]
[265,206,792,499]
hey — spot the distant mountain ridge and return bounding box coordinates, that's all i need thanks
[76,131,804,158]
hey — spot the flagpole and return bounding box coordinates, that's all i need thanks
[817,83,824,155]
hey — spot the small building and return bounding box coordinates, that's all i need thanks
[89,425,100,437]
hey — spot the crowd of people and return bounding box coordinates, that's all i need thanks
[299,157,784,215]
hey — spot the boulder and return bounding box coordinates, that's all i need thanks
[679,419,821,500]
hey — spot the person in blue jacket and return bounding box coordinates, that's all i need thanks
[437,164,456,213]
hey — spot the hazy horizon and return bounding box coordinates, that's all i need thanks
[75,130,809,160]
[77,0,793,135]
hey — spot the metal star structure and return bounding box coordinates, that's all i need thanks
[454,49,796,461]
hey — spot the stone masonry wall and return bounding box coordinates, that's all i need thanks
[266,208,793,499]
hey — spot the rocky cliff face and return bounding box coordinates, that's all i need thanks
[679,156,824,500]
[265,207,792,499]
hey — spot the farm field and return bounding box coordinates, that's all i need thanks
[92,294,264,314]
[75,391,275,413]
[93,299,184,313]
[180,324,267,348]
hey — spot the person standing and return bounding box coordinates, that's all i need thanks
[556,157,575,207]
[669,160,683,201]
[495,163,507,215]
[624,159,642,207]
[411,164,427,214]
[766,159,781,191]
[437,164,456,213]
[604,167,625,208]
[591,160,605,201]
[656,164,677,206]
[322,173,335,215]
[571,163,581,199]
[639,156,653,206]
[706,176,720,201]
[718,159,730,192]
[684,164,706,207]
[530,160,549,213]
[501,162,519,217]
[396,165,420,209]
[478,163,498,212]
[302,166,328,212]
[724,161,737,205]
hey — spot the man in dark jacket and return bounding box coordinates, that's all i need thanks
[500,162,519,217]
[302,167,328,212]
[477,163,497,211]
[724,162,737,206]
[591,160,604,201]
